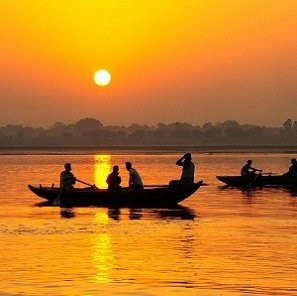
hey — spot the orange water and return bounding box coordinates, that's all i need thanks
[0,151,296,295]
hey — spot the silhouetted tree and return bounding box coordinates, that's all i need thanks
[283,118,292,130]
[75,118,103,132]
[1,117,297,146]
[51,122,67,130]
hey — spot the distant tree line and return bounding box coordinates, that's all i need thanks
[0,118,297,147]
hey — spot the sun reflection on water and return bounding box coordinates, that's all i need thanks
[94,155,112,189]
[92,210,114,284]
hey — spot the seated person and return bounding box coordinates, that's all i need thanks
[177,153,195,184]
[125,162,143,189]
[283,158,297,178]
[170,153,195,187]
[241,160,262,177]
[106,165,122,190]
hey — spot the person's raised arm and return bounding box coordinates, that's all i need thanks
[176,154,186,166]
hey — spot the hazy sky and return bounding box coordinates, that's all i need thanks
[1,0,297,127]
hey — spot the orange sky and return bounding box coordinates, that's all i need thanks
[0,0,297,127]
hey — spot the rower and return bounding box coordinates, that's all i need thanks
[241,160,262,177]
[59,163,76,218]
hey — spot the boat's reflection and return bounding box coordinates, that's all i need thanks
[35,201,53,207]
[107,205,196,221]
[283,186,297,198]
[35,202,197,220]
[107,208,145,220]
[218,184,297,199]
[218,185,259,197]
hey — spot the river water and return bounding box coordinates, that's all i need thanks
[0,149,296,295]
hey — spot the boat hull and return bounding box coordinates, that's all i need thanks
[216,175,297,187]
[28,181,202,208]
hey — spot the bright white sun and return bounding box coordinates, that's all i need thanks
[94,69,111,86]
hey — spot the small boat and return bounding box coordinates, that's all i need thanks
[28,181,203,208]
[216,174,297,187]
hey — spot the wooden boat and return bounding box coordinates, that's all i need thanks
[28,181,203,208]
[216,174,297,187]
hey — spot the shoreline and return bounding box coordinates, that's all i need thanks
[0,145,297,155]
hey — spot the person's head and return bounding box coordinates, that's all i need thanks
[247,160,252,165]
[113,165,119,174]
[64,163,71,171]
[291,158,297,165]
[184,153,192,161]
[125,162,132,170]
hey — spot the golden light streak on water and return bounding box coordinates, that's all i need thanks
[92,210,113,284]
[94,154,112,188]
[92,233,113,284]
[94,209,109,224]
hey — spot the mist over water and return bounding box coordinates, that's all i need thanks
[0,149,296,295]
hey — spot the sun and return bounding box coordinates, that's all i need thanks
[94,69,111,86]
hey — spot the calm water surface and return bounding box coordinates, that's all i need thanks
[0,150,297,295]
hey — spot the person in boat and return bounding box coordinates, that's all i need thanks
[125,161,144,189]
[283,158,297,178]
[59,163,76,217]
[106,165,122,190]
[170,153,195,186]
[241,160,262,177]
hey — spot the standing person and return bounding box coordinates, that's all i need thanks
[59,163,76,217]
[241,160,262,176]
[106,165,122,190]
[176,153,195,185]
[125,162,143,189]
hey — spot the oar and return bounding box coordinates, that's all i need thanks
[144,181,207,188]
[53,179,98,206]
[144,185,169,188]
[261,172,277,175]
[76,178,98,189]
[247,173,261,186]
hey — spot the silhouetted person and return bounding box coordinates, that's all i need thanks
[106,165,121,190]
[176,153,195,184]
[283,158,297,178]
[59,163,76,218]
[125,161,143,189]
[170,153,195,187]
[241,160,262,176]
